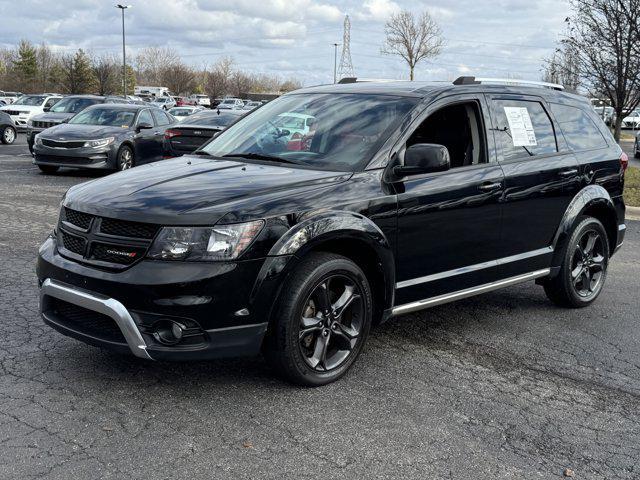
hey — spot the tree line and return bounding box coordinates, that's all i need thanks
[0,41,302,98]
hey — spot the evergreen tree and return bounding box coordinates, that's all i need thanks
[12,40,38,92]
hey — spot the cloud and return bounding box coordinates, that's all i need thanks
[0,0,571,85]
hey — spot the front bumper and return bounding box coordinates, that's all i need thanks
[33,143,115,169]
[37,236,283,361]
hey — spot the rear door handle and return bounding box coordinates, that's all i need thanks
[478,181,503,192]
[558,168,578,178]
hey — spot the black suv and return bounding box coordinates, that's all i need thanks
[36,77,627,386]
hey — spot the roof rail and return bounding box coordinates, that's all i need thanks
[453,76,564,91]
[337,77,409,84]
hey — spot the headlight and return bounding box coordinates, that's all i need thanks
[35,134,42,145]
[83,137,115,148]
[146,220,264,261]
[27,119,34,127]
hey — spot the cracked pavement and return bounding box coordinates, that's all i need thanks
[1,137,639,479]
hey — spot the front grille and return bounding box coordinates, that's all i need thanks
[61,231,86,256]
[33,120,58,129]
[90,242,146,265]
[100,218,159,239]
[64,207,93,230]
[42,139,85,149]
[50,298,126,344]
[57,207,159,270]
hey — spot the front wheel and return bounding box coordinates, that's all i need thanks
[264,252,373,386]
[1,126,16,144]
[116,146,135,171]
[543,216,609,308]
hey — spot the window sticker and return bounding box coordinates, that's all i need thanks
[503,106,537,146]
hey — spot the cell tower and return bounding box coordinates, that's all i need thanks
[337,15,355,79]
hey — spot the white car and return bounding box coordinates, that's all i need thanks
[167,106,204,120]
[150,96,177,110]
[190,94,211,107]
[216,98,245,110]
[0,94,62,129]
[622,110,640,129]
[0,91,21,105]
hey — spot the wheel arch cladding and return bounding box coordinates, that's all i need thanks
[551,185,619,270]
[252,211,396,327]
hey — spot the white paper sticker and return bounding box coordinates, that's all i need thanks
[503,106,537,147]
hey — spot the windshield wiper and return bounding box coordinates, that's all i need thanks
[192,150,213,156]
[222,152,299,165]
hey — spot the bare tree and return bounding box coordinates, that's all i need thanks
[92,54,119,95]
[160,62,196,95]
[543,30,580,93]
[135,46,180,85]
[558,0,640,141]
[204,57,234,99]
[35,43,57,92]
[382,10,444,80]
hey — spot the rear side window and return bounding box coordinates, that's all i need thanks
[152,109,170,126]
[492,99,557,161]
[550,103,608,151]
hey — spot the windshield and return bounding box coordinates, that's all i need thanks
[13,95,47,106]
[169,108,193,116]
[202,93,418,171]
[220,99,236,105]
[51,97,101,113]
[69,107,137,127]
[189,112,240,127]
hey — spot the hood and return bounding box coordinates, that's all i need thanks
[31,112,75,123]
[64,156,352,225]
[0,104,40,113]
[39,123,130,140]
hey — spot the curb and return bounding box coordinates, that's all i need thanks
[627,205,640,221]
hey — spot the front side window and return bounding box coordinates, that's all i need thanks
[492,99,557,161]
[69,107,137,127]
[137,109,154,126]
[45,98,59,108]
[202,93,418,171]
[152,109,170,126]
[407,101,487,168]
[551,103,608,151]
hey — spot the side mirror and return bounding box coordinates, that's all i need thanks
[136,122,153,132]
[43,106,51,112]
[278,129,291,137]
[393,143,450,177]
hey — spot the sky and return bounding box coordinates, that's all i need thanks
[0,0,571,86]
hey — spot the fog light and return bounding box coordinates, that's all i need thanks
[152,320,185,345]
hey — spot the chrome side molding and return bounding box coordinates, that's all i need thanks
[392,269,550,316]
[40,278,152,360]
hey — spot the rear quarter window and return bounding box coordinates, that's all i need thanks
[550,103,608,151]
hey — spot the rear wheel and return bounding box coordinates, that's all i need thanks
[264,252,373,386]
[1,126,16,144]
[37,165,60,174]
[116,146,134,171]
[543,216,609,308]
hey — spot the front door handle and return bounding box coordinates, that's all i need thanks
[478,181,503,192]
[558,168,578,178]
[154,132,164,136]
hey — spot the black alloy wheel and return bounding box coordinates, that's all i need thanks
[544,216,609,308]
[264,252,373,386]
[570,228,606,300]
[298,274,364,372]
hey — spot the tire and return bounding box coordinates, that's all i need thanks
[543,216,609,308]
[1,126,16,145]
[264,252,373,386]
[37,165,59,174]
[116,145,135,171]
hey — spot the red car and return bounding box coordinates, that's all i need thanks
[175,96,196,107]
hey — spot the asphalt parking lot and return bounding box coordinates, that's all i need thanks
[1,135,639,479]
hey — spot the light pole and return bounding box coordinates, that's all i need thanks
[333,43,340,83]
[116,4,131,97]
